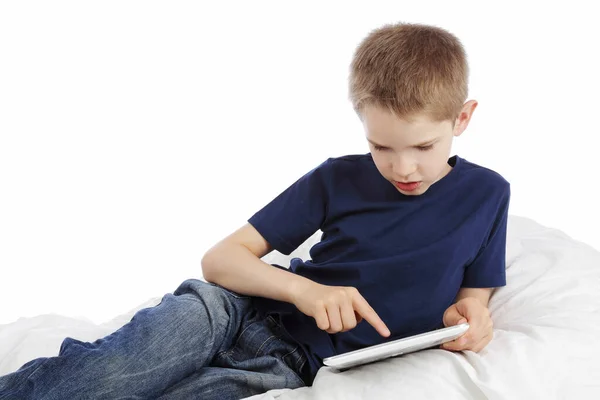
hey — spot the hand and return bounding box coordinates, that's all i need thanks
[440,297,493,352]
[291,280,391,337]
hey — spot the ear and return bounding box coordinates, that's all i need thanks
[453,100,478,137]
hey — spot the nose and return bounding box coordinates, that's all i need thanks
[391,157,417,180]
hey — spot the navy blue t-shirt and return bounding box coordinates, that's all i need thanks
[248,153,510,384]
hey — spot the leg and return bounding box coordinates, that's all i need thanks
[157,314,309,399]
[0,279,252,399]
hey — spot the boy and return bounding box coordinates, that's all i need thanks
[0,22,509,399]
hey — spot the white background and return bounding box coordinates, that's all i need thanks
[1,1,598,325]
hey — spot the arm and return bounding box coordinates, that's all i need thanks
[443,183,511,352]
[202,158,331,303]
[455,287,493,308]
[201,223,314,304]
[202,223,391,337]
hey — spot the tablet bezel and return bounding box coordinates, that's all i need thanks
[322,323,470,369]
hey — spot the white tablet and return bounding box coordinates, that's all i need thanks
[322,323,469,370]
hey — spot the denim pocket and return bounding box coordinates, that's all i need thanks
[211,311,309,387]
[265,315,309,376]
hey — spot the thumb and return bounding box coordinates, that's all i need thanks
[443,305,468,327]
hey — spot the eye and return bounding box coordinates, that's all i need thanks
[417,144,434,151]
[373,144,388,151]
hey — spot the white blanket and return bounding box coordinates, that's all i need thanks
[2,216,600,399]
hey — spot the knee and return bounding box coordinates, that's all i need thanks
[169,278,250,334]
[172,279,245,311]
[165,280,236,324]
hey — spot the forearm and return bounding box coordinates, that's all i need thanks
[201,243,315,305]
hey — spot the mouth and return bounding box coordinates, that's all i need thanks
[394,181,422,192]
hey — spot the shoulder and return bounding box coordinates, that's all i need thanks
[314,154,378,189]
[455,157,511,214]
[319,153,374,174]
[458,157,510,195]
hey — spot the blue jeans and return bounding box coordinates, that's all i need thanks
[0,279,310,399]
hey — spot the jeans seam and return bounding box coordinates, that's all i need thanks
[215,334,307,387]
[286,353,308,386]
[297,357,307,374]
[215,349,230,359]
[255,335,277,357]
[215,350,306,387]
[280,344,299,360]
[266,315,308,380]
[266,315,278,325]
[281,345,306,379]
[276,344,306,386]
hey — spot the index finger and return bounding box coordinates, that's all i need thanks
[351,292,391,337]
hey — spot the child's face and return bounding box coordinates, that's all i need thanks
[361,103,473,196]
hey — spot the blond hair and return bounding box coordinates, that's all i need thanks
[349,22,469,127]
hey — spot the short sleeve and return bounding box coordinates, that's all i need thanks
[462,183,511,288]
[248,159,332,255]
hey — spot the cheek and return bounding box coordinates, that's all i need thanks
[420,154,448,178]
[371,155,392,176]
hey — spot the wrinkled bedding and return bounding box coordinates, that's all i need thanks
[2,216,599,399]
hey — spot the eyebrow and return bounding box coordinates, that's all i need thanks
[367,137,439,148]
